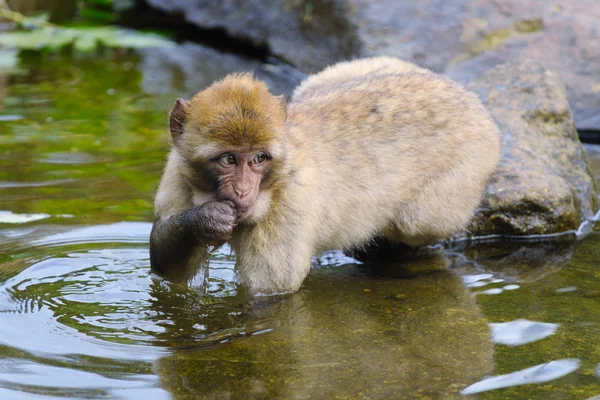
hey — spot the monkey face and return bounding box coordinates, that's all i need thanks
[167,74,289,223]
[212,150,272,221]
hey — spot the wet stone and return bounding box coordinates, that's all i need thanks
[464,60,598,237]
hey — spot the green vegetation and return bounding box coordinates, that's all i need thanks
[0,52,171,224]
[0,0,172,52]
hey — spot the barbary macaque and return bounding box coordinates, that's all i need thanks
[150,56,501,294]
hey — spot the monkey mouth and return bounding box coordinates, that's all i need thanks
[235,206,250,220]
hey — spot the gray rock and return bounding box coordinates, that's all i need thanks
[445,0,600,132]
[465,60,598,236]
[142,0,360,73]
[136,41,306,98]
[136,0,600,130]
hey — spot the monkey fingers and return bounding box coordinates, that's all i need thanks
[197,201,238,244]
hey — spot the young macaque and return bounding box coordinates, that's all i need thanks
[150,56,501,294]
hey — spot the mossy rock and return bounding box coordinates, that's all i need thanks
[466,60,598,236]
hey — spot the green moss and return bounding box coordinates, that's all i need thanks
[514,19,544,34]
[465,19,545,58]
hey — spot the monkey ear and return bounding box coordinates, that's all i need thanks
[169,98,190,141]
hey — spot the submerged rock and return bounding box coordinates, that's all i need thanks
[132,0,600,130]
[465,60,598,236]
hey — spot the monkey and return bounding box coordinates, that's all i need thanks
[150,56,501,295]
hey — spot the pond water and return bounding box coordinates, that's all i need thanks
[1,51,600,399]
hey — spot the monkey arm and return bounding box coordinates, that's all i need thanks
[149,202,237,281]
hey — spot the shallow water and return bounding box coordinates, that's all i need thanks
[1,52,600,399]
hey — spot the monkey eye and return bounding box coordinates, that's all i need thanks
[252,152,268,165]
[219,154,237,166]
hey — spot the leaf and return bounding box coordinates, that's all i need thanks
[85,27,174,49]
[20,12,50,30]
[0,26,173,51]
[0,28,77,50]
[0,30,50,50]
[45,29,79,50]
[73,34,98,53]
[0,49,18,70]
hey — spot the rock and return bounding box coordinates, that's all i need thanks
[445,0,600,132]
[132,0,600,130]
[135,41,306,98]
[137,0,360,73]
[465,60,598,236]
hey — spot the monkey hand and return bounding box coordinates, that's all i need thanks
[197,201,238,245]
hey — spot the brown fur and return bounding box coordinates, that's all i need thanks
[153,57,501,294]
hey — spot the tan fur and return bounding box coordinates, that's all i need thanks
[185,73,286,151]
[154,57,501,295]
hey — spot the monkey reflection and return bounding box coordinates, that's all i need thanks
[152,256,493,399]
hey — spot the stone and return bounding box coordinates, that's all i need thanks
[132,0,600,130]
[135,41,305,98]
[138,0,360,73]
[465,60,598,236]
[445,0,600,132]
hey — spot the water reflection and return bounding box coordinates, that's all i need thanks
[447,237,577,282]
[461,359,580,395]
[0,358,166,397]
[155,258,493,399]
[490,319,559,346]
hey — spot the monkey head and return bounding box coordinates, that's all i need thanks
[169,74,288,223]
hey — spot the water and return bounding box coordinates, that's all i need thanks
[1,51,600,399]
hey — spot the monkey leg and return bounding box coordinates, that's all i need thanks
[391,171,483,247]
[231,225,315,294]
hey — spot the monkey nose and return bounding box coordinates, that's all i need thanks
[234,187,249,199]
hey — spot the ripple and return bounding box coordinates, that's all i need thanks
[0,237,250,367]
[0,251,166,361]
[0,211,50,224]
[0,179,75,188]
[0,359,170,399]
[0,358,159,389]
[38,152,100,165]
[31,222,152,246]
